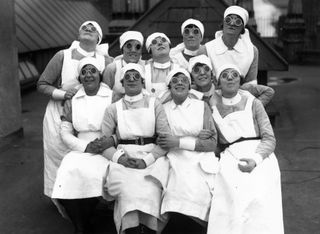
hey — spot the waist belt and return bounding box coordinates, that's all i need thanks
[220,137,261,152]
[119,137,156,145]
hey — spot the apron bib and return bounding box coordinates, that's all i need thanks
[208,94,284,234]
[161,99,218,222]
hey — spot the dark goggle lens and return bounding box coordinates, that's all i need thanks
[171,76,189,84]
[184,28,200,35]
[193,65,210,74]
[81,67,97,75]
[124,73,141,81]
[81,25,97,32]
[125,43,141,50]
[151,37,167,45]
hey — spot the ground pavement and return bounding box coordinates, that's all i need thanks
[0,65,319,234]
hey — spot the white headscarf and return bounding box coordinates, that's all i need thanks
[145,32,171,52]
[79,21,103,45]
[224,5,249,26]
[166,68,191,86]
[215,63,242,80]
[120,63,145,81]
[119,31,144,49]
[181,18,204,38]
[188,54,212,73]
[77,57,104,74]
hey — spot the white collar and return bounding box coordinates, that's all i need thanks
[170,97,192,109]
[183,48,199,56]
[222,92,241,105]
[153,61,171,69]
[76,45,95,57]
[124,93,143,102]
[214,30,246,54]
[75,83,112,98]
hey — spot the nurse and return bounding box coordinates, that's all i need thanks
[37,21,113,198]
[207,64,284,234]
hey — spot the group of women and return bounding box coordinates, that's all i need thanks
[38,5,283,234]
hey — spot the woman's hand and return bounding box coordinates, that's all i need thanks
[118,155,136,168]
[128,158,147,169]
[198,129,214,139]
[157,134,179,150]
[238,158,256,173]
[85,139,103,154]
[64,88,78,100]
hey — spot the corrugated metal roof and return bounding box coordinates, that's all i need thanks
[15,0,110,53]
[108,0,288,71]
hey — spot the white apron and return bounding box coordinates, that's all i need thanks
[161,99,219,223]
[43,48,105,197]
[205,29,254,78]
[207,95,284,234]
[104,97,168,233]
[52,84,112,199]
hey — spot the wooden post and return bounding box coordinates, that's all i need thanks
[0,0,23,141]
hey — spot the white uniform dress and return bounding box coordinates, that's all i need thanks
[205,29,256,84]
[51,83,112,199]
[144,60,180,98]
[104,97,169,234]
[161,98,219,223]
[207,92,284,234]
[43,47,105,197]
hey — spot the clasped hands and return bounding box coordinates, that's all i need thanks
[118,154,146,169]
[84,136,111,154]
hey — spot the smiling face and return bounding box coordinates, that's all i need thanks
[191,63,212,89]
[182,25,203,51]
[122,40,142,63]
[79,64,100,95]
[122,70,143,96]
[78,23,100,44]
[219,68,241,97]
[222,14,244,37]
[169,73,190,102]
[150,36,170,58]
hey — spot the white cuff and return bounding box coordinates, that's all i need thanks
[252,153,263,165]
[52,89,66,100]
[179,137,196,151]
[112,149,125,163]
[142,153,156,167]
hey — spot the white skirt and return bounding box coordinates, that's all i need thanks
[52,151,109,199]
[207,141,284,234]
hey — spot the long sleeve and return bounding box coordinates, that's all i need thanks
[244,46,259,84]
[101,104,119,161]
[194,103,217,152]
[241,83,275,106]
[252,99,276,159]
[60,101,89,152]
[150,99,171,160]
[102,62,116,89]
[37,50,64,98]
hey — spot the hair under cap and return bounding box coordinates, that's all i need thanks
[120,63,145,81]
[188,54,212,73]
[166,68,191,86]
[224,5,249,26]
[181,19,204,38]
[119,31,144,49]
[79,21,103,45]
[215,63,242,80]
[145,32,171,52]
[77,57,104,75]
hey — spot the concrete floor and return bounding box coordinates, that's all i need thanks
[0,65,319,234]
